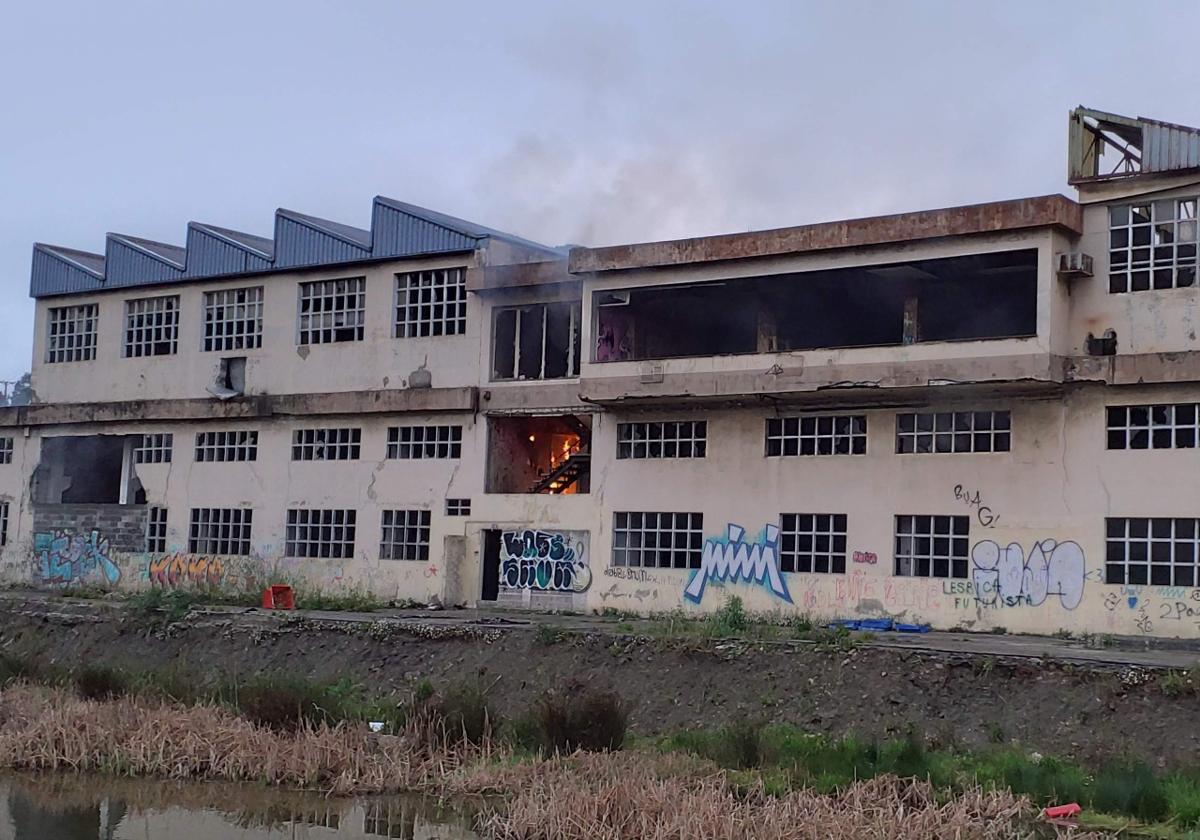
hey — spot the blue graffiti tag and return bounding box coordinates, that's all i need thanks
[684,523,792,604]
[33,530,120,586]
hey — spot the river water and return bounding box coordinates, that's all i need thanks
[0,772,479,840]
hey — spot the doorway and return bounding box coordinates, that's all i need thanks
[481,529,502,602]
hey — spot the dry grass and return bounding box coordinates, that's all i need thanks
[0,685,1109,838]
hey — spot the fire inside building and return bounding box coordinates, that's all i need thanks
[2,106,1200,638]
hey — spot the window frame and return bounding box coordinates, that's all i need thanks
[490,301,582,381]
[1108,198,1199,294]
[285,508,357,559]
[123,295,180,358]
[380,509,431,561]
[1106,517,1200,587]
[617,420,707,459]
[202,286,264,352]
[611,511,704,569]
[386,425,463,459]
[445,498,471,516]
[195,430,259,462]
[296,277,366,345]
[779,513,848,574]
[133,433,173,464]
[0,437,12,465]
[188,507,253,556]
[46,303,99,363]
[394,268,468,338]
[1107,403,1200,450]
[893,514,970,579]
[896,410,1011,454]
[146,506,168,553]
[291,427,362,461]
[766,414,866,457]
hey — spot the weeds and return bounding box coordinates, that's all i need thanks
[533,624,565,645]
[294,588,385,612]
[1091,760,1169,822]
[534,681,627,754]
[1161,667,1200,698]
[434,681,496,745]
[72,664,132,701]
[706,596,748,636]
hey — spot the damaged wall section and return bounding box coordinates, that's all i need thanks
[594,249,1038,362]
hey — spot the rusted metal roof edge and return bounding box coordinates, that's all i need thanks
[568,194,1082,274]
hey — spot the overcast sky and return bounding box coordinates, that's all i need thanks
[2,0,1198,383]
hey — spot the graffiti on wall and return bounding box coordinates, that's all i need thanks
[501,529,591,593]
[148,554,226,589]
[953,484,998,527]
[852,551,878,565]
[32,530,119,586]
[684,523,792,605]
[970,539,1086,609]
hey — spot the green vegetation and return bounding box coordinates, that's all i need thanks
[292,587,386,612]
[532,682,627,754]
[533,623,566,645]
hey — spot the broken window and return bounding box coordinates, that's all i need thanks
[195,430,258,462]
[133,433,173,464]
[594,250,1038,362]
[1106,517,1200,587]
[492,301,581,380]
[34,436,129,504]
[380,509,431,561]
[766,415,866,457]
[896,411,1010,454]
[46,303,98,363]
[612,511,703,569]
[894,515,969,579]
[395,268,467,337]
[203,287,263,351]
[445,498,471,516]
[0,437,11,464]
[207,356,246,399]
[297,278,365,344]
[189,507,253,555]
[779,513,847,574]
[616,420,707,459]
[1108,199,1198,293]
[146,506,168,553]
[292,428,361,461]
[285,508,356,558]
[124,295,179,357]
[1107,403,1200,450]
[386,425,462,459]
[486,415,590,494]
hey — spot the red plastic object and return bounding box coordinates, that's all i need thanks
[1043,803,1081,820]
[261,585,295,610]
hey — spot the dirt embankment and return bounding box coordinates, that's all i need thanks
[1,595,1195,767]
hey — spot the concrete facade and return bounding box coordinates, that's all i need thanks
[4,109,1200,639]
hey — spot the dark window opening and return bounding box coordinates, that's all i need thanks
[486,415,591,494]
[33,435,132,504]
[492,301,581,380]
[594,249,1038,362]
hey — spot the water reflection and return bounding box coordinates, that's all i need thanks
[0,772,479,839]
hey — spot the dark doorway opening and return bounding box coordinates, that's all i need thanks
[481,529,502,602]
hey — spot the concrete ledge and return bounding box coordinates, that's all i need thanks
[569,194,1082,273]
[0,386,479,429]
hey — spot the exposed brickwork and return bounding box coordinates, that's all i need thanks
[31,504,149,553]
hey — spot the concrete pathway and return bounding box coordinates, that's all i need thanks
[5,589,1200,670]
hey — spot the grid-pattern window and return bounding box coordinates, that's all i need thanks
[894,515,970,579]
[617,421,707,459]
[780,514,847,574]
[380,509,431,561]
[611,512,704,569]
[46,304,98,363]
[386,425,462,459]
[134,433,173,464]
[123,295,179,357]
[1109,198,1198,293]
[203,287,264,351]
[188,508,253,555]
[195,430,259,462]
[395,268,467,338]
[766,415,866,457]
[285,509,357,558]
[297,278,365,345]
[146,507,168,553]
[0,437,11,465]
[1106,517,1200,587]
[896,411,1010,454]
[0,501,8,546]
[445,498,471,516]
[1107,403,1200,450]
[292,428,361,461]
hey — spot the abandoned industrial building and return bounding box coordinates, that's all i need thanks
[4,105,1200,638]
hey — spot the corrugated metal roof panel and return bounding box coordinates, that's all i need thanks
[273,210,372,268]
[29,196,556,298]
[30,245,106,297]
[1142,119,1200,173]
[185,224,273,276]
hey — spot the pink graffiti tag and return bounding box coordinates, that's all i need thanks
[852,551,878,565]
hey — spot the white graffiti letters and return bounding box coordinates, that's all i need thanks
[684,523,792,604]
[970,539,1086,610]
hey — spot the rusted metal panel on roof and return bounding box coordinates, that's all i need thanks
[569,195,1082,274]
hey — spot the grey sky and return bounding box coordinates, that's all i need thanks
[2,0,1197,382]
